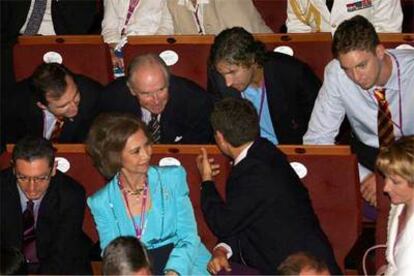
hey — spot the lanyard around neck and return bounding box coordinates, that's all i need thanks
[377,52,404,136]
[258,81,267,120]
[241,81,267,120]
[118,174,148,239]
[121,0,141,36]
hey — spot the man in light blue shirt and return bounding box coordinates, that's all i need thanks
[208,27,321,145]
[304,15,414,206]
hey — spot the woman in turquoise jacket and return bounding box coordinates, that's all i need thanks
[86,113,210,275]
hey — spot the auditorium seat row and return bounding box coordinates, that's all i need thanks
[14,33,414,89]
[1,144,361,272]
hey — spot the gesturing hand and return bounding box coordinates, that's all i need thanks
[208,247,231,275]
[196,147,220,182]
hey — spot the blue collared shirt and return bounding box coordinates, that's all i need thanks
[242,85,278,145]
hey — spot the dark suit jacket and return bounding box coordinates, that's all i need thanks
[208,52,321,144]
[201,138,341,274]
[0,0,98,43]
[0,168,92,274]
[100,75,214,144]
[4,75,102,144]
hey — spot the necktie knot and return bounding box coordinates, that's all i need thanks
[374,88,386,102]
[26,200,34,212]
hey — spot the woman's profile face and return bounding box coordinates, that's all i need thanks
[383,174,414,206]
[120,129,152,175]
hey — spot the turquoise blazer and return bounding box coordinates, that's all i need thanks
[87,166,211,275]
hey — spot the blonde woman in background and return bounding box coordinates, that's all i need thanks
[376,136,414,276]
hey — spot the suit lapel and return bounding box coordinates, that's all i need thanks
[7,175,24,238]
[263,59,284,134]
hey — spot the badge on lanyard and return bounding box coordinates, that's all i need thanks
[346,0,372,12]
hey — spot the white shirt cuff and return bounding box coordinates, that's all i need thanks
[214,243,233,259]
[358,163,373,183]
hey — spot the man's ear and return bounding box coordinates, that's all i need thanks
[126,81,136,96]
[36,101,47,110]
[375,44,386,60]
[215,130,226,146]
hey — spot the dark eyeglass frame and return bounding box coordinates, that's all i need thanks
[14,170,53,184]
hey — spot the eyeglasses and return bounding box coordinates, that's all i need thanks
[15,172,52,183]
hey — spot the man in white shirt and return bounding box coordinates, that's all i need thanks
[287,0,403,33]
[304,15,414,206]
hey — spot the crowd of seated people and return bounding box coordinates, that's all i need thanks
[1,0,413,274]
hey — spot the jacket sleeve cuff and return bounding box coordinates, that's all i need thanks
[213,243,233,259]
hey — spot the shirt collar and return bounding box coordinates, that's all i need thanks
[233,142,254,166]
[369,51,399,94]
[141,108,160,124]
[17,182,44,212]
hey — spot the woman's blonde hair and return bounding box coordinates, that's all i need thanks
[376,136,414,185]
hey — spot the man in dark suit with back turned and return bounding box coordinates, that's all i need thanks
[196,98,341,274]
[0,136,92,274]
[100,53,214,144]
[208,27,321,145]
[4,62,102,144]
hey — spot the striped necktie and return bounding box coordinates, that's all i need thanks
[374,88,395,147]
[24,0,47,35]
[23,200,38,263]
[50,117,64,142]
[148,113,161,143]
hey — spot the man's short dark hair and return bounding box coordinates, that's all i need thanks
[332,15,379,58]
[277,251,329,275]
[102,236,150,275]
[210,98,259,147]
[31,62,75,105]
[11,136,56,168]
[209,27,267,68]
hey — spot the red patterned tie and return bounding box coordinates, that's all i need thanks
[373,88,395,147]
[23,200,38,264]
[50,117,64,142]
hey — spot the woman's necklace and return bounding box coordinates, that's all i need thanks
[120,173,146,196]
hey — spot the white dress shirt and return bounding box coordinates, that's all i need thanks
[304,49,414,176]
[287,0,403,33]
[20,0,56,35]
[101,0,174,44]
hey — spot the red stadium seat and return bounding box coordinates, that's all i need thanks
[13,35,113,85]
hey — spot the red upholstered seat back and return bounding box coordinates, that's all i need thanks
[13,35,113,85]
[375,174,390,270]
[124,34,414,88]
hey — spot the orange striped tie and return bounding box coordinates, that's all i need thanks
[374,88,395,147]
[50,117,64,142]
